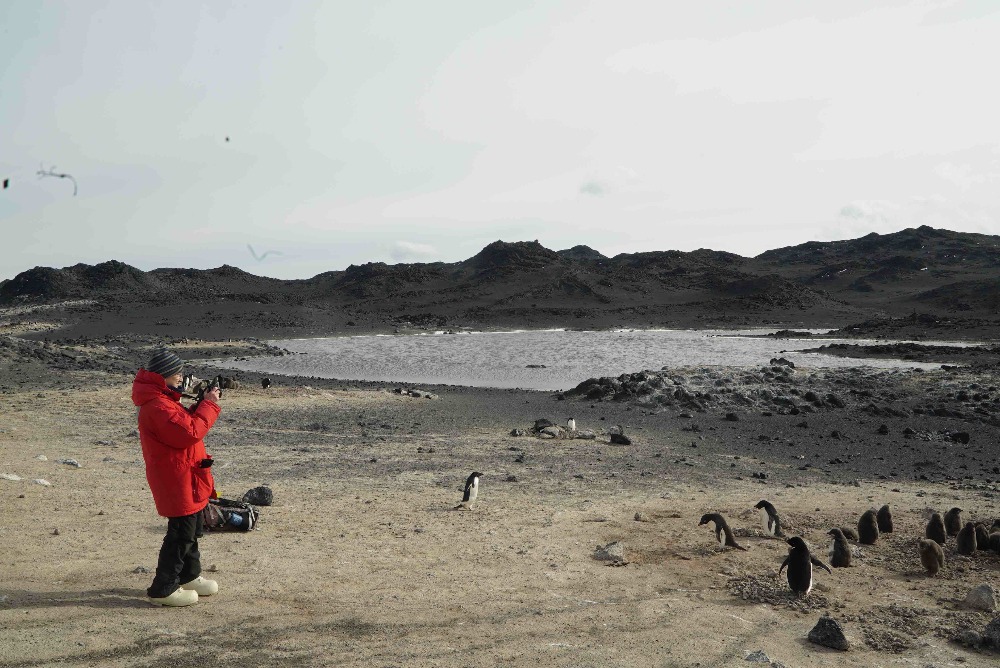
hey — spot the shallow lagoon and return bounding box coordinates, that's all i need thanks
[216,329,948,391]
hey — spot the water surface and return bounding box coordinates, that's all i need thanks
[215,329,947,391]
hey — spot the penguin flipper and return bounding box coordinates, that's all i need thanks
[778,556,789,576]
[810,556,833,574]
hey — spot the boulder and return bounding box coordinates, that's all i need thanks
[540,426,564,439]
[965,584,998,612]
[509,428,526,437]
[983,615,1000,649]
[575,429,597,440]
[610,433,632,445]
[534,418,555,431]
[242,485,273,506]
[808,615,850,651]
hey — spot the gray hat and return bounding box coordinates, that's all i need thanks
[147,348,184,378]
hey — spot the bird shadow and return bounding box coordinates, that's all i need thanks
[1,588,152,610]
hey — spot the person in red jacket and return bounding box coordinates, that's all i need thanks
[132,348,222,607]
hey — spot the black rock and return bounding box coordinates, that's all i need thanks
[610,433,632,445]
[533,418,555,431]
[877,424,889,435]
[725,412,739,422]
[242,485,273,506]
[808,615,850,651]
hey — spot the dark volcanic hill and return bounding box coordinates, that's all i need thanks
[2,227,998,338]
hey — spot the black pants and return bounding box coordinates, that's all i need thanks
[147,511,203,598]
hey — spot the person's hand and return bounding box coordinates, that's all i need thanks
[205,387,222,403]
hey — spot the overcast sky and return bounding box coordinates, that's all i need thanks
[2,1,999,280]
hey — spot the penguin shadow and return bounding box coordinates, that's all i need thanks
[0,588,152,610]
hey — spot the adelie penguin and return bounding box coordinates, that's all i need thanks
[754,500,785,538]
[944,507,963,537]
[876,504,893,533]
[956,521,977,555]
[926,513,947,546]
[918,538,945,576]
[827,528,852,568]
[779,536,832,596]
[698,513,748,551]
[858,509,880,545]
[454,472,483,511]
[261,377,271,390]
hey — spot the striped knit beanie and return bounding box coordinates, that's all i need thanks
[147,347,184,378]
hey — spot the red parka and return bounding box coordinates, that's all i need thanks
[132,369,220,518]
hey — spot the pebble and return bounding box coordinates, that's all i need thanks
[35,455,47,461]
[1,473,22,481]
[132,566,150,574]
[594,541,626,562]
[33,479,51,486]
[58,459,82,468]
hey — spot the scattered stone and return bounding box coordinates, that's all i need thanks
[509,428,526,437]
[505,475,517,482]
[594,541,626,563]
[610,433,631,445]
[808,615,850,651]
[955,628,982,648]
[725,412,739,422]
[58,458,82,468]
[533,418,555,431]
[575,429,596,440]
[33,479,51,486]
[965,584,998,612]
[132,566,150,574]
[206,564,218,572]
[35,455,47,461]
[1,473,21,481]
[634,512,647,522]
[877,424,889,435]
[52,528,60,536]
[540,426,564,439]
[744,649,771,663]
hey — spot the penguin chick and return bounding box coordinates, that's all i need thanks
[989,532,1000,554]
[858,509,880,545]
[918,538,945,576]
[956,521,977,555]
[754,500,785,537]
[454,471,482,510]
[944,507,963,537]
[876,504,893,533]
[698,513,748,551]
[926,513,947,546]
[779,536,832,596]
[840,527,859,542]
[974,523,990,550]
[827,528,852,567]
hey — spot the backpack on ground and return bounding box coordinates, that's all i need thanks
[201,497,259,532]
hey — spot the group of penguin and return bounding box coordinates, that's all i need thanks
[700,500,1000,596]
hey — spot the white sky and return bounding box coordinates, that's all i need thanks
[2,0,999,280]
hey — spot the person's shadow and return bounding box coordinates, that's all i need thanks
[1,588,151,609]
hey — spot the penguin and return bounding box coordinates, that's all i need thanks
[926,513,947,546]
[754,500,785,538]
[974,522,991,550]
[944,507,963,537]
[956,521,977,555]
[566,417,576,432]
[989,532,1000,554]
[698,513,748,551]
[827,528,852,568]
[840,527,859,541]
[992,518,1000,533]
[261,377,271,390]
[918,538,945,576]
[858,509,880,545]
[778,536,832,596]
[454,471,482,510]
[876,504,893,533]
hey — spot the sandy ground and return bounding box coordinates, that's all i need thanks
[1,376,999,667]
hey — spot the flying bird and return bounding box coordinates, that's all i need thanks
[247,244,283,262]
[37,165,77,196]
